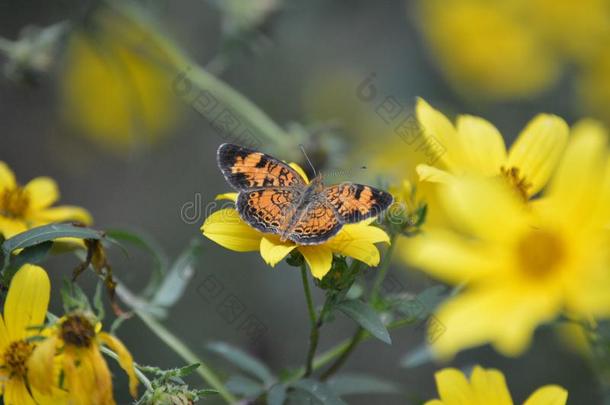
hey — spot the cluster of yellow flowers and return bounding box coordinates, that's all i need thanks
[405,99,610,360]
[416,0,610,118]
[0,264,137,405]
[0,163,137,404]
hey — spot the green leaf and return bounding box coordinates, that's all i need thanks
[327,374,401,396]
[151,240,202,308]
[291,379,347,405]
[336,299,392,344]
[60,279,91,313]
[173,363,201,378]
[1,241,53,284]
[225,375,264,397]
[207,342,274,384]
[267,384,287,405]
[1,224,105,268]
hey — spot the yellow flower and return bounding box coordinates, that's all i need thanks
[60,6,179,153]
[201,165,390,279]
[416,0,560,99]
[29,312,138,405]
[406,124,610,358]
[0,264,65,405]
[425,365,567,405]
[0,161,91,239]
[414,99,568,201]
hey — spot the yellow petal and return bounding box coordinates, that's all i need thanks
[416,98,467,171]
[405,230,501,284]
[3,378,37,405]
[298,245,333,279]
[0,217,28,239]
[215,193,238,202]
[31,206,93,225]
[289,162,309,183]
[470,366,512,405]
[432,287,560,359]
[27,336,58,395]
[0,161,16,191]
[507,114,569,195]
[4,264,50,341]
[326,223,389,266]
[456,115,507,176]
[23,177,59,211]
[434,368,474,403]
[523,386,568,405]
[0,315,11,354]
[87,346,114,404]
[416,165,454,184]
[201,209,262,252]
[99,332,138,398]
[545,119,607,224]
[439,177,528,242]
[260,236,297,267]
[31,386,69,405]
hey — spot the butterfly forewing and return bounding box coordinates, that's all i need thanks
[217,143,305,190]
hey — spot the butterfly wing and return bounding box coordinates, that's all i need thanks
[323,183,393,224]
[287,201,342,245]
[236,188,301,235]
[217,143,306,190]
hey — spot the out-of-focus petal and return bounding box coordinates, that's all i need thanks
[507,114,568,196]
[456,115,507,176]
[23,177,59,210]
[523,386,568,405]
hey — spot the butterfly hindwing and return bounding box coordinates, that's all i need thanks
[323,183,393,224]
[217,143,306,191]
[288,201,342,245]
[236,188,300,235]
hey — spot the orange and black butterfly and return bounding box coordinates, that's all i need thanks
[217,143,393,245]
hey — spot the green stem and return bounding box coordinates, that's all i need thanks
[301,263,319,377]
[320,235,398,380]
[319,328,365,381]
[108,2,291,148]
[369,234,398,303]
[283,317,415,384]
[100,346,154,392]
[135,310,237,404]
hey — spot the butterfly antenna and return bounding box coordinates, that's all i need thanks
[299,144,317,177]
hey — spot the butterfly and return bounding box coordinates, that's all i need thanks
[217,143,393,245]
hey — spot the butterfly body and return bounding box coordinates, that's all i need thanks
[217,143,393,245]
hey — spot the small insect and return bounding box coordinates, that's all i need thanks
[217,143,393,245]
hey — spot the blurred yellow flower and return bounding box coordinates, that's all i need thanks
[201,164,390,279]
[415,99,568,200]
[0,264,65,405]
[30,312,138,405]
[407,124,610,358]
[425,366,567,405]
[416,0,560,99]
[0,161,91,239]
[60,7,179,153]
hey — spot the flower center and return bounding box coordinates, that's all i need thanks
[517,229,564,279]
[61,315,96,348]
[3,340,34,378]
[0,186,30,218]
[500,166,532,201]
